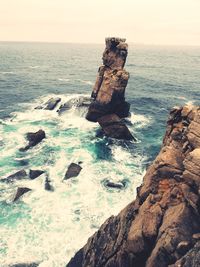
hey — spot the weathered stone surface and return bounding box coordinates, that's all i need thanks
[98,114,134,140]
[13,187,32,202]
[86,37,133,140]
[20,129,46,151]
[1,169,27,183]
[64,163,82,180]
[67,106,200,267]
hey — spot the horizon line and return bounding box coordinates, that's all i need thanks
[0,40,200,47]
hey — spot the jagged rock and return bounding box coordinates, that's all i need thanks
[0,169,27,183]
[64,163,82,180]
[20,129,46,151]
[66,106,200,267]
[98,114,134,140]
[29,169,45,179]
[13,187,31,202]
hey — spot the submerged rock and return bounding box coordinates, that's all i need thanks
[64,163,82,180]
[1,169,27,183]
[13,187,31,202]
[29,169,45,179]
[66,106,200,267]
[20,129,46,151]
[98,114,134,140]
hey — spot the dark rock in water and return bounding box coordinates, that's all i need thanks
[29,169,45,179]
[20,129,46,151]
[57,96,91,115]
[44,97,61,110]
[13,187,31,202]
[98,114,134,140]
[64,163,82,180]
[103,179,126,189]
[66,106,200,267]
[10,263,39,267]
[44,175,53,191]
[1,169,27,183]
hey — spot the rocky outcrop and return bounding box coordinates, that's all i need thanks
[10,263,39,267]
[35,97,61,110]
[20,129,46,151]
[13,187,32,202]
[86,37,133,140]
[67,105,200,267]
[64,163,82,180]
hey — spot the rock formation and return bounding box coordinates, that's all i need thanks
[86,37,134,140]
[67,105,200,267]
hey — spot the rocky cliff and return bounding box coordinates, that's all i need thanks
[67,105,200,267]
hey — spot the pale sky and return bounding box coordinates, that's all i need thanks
[0,0,200,46]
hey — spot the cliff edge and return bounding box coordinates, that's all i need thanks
[67,105,200,267]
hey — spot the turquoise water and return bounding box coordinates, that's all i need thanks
[0,43,200,266]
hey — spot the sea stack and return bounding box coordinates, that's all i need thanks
[86,37,134,140]
[67,105,200,267]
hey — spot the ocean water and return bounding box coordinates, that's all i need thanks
[0,42,199,266]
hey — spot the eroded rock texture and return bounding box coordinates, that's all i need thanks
[67,106,200,267]
[86,37,133,140]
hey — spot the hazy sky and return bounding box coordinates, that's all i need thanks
[0,0,200,45]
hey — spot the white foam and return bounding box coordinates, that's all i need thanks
[0,93,145,267]
[76,79,93,85]
[129,113,151,129]
[29,66,40,69]
[58,78,70,82]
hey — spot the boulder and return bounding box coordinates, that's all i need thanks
[64,163,82,180]
[66,106,200,267]
[13,187,31,202]
[29,169,45,179]
[20,129,46,151]
[98,114,134,140]
[1,169,27,183]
